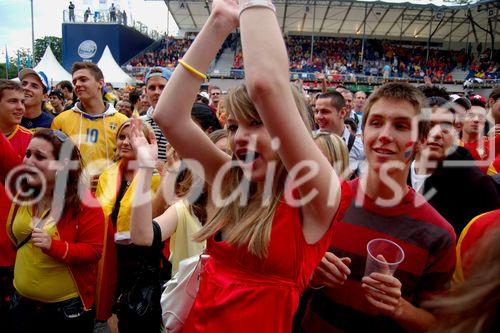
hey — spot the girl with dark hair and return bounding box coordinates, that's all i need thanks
[0,128,104,333]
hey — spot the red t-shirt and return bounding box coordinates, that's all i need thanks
[455,210,500,283]
[302,179,457,332]
[463,138,491,173]
[0,126,31,266]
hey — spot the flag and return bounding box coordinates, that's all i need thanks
[26,54,31,68]
[5,46,10,72]
[17,52,21,70]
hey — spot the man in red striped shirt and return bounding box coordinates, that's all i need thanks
[300,83,456,333]
[0,80,32,327]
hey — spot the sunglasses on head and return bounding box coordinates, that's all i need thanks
[52,130,69,142]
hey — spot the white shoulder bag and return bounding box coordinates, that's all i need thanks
[161,253,209,333]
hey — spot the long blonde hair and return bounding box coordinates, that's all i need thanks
[424,225,500,333]
[113,119,152,162]
[194,84,311,257]
[313,132,350,180]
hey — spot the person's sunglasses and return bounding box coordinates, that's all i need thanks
[52,130,69,142]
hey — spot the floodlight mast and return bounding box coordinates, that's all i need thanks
[31,0,35,66]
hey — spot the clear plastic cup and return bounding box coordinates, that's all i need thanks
[364,238,404,276]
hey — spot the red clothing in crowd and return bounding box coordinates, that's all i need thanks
[494,133,500,157]
[462,139,491,173]
[302,179,456,332]
[182,183,351,333]
[455,210,500,283]
[0,125,31,267]
[0,132,105,310]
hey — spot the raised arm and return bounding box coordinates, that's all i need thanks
[153,2,237,184]
[129,118,158,246]
[129,118,183,246]
[239,2,341,241]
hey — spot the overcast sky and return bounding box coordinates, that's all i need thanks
[0,0,179,59]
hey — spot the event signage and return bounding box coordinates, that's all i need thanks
[62,23,154,71]
[78,40,98,60]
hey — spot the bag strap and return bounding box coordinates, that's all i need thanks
[16,233,32,250]
[152,220,172,280]
[347,133,356,152]
[9,203,52,250]
[152,220,163,250]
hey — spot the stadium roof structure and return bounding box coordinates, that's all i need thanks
[161,0,499,46]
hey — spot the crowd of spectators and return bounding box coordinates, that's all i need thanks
[466,49,500,80]
[125,34,499,84]
[128,36,194,68]
[232,35,499,82]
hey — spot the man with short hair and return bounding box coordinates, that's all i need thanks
[314,91,365,176]
[351,91,366,133]
[208,86,222,113]
[197,91,210,105]
[462,101,488,163]
[56,80,75,110]
[0,80,32,327]
[84,7,91,22]
[51,62,128,176]
[110,3,117,22]
[48,89,65,115]
[336,87,353,111]
[19,69,54,130]
[449,94,471,133]
[409,97,499,235]
[140,67,171,161]
[116,100,133,118]
[301,82,457,333]
[68,1,75,22]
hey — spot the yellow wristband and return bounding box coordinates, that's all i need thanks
[178,59,207,80]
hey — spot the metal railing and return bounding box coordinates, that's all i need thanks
[120,65,499,88]
[228,69,500,86]
[62,9,161,40]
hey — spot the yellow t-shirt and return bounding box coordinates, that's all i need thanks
[51,105,128,175]
[170,200,205,275]
[96,161,161,243]
[12,205,78,302]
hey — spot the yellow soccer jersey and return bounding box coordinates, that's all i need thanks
[51,104,128,175]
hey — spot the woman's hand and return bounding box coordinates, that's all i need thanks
[32,228,52,250]
[211,0,239,30]
[310,252,351,288]
[361,273,403,318]
[130,117,158,168]
[164,144,179,171]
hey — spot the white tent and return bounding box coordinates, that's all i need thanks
[14,46,72,86]
[97,46,136,88]
[34,46,71,85]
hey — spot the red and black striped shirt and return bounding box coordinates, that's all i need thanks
[301,179,456,333]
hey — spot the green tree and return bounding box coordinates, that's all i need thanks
[34,36,62,64]
[0,58,19,79]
